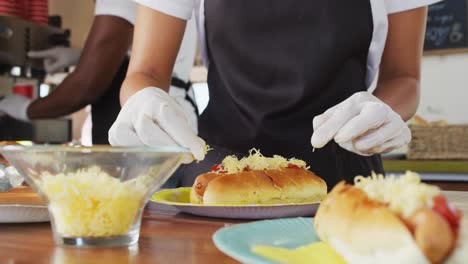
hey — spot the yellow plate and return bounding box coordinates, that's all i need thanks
[151,187,321,207]
[150,188,321,219]
[151,187,195,205]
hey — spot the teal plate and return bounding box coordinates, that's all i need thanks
[213,217,318,264]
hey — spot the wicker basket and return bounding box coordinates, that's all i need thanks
[407,124,468,160]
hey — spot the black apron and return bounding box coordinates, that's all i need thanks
[175,0,384,189]
[91,58,129,145]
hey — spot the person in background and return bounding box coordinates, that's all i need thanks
[109,0,439,188]
[0,0,198,145]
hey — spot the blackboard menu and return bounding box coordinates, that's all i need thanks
[424,0,468,51]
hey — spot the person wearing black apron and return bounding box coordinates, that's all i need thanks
[91,58,129,144]
[109,0,438,188]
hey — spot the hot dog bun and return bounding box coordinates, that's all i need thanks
[190,172,217,204]
[446,220,468,264]
[315,173,464,264]
[190,149,327,205]
[191,168,327,205]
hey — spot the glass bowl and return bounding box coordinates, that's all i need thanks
[0,145,189,247]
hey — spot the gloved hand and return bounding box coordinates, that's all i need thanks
[28,47,82,74]
[108,87,205,163]
[311,91,411,156]
[0,94,32,122]
[169,86,198,133]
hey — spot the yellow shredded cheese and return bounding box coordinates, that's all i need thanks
[37,167,146,237]
[354,171,440,217]
[219,149,308,174]
[204,144,213,155]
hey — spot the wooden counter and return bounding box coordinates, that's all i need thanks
[0,191,467,264]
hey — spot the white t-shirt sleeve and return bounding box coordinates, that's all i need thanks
[95,0,136,25]
[134,0,194,20]
[172,15,198,82]
[385,0,444,14]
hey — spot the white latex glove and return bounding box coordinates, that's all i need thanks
[0,94,32,122]
[108,87,205,163]
[28,47,82,74]
[311,91,411,156]
[169,86,198,133]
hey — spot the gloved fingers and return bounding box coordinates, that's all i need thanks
[42,58,54,73]
[27,49,57,59]
[44,58,54,66]
[159,92,190,120]
[198,137,206,148]
[369,126,411,154]
[44,58,64,74]
[370,136,405,154]
[334,102,388,143]
[108,122,144,146]
[179,137,207,164]
[180,138,205,164]
[313,106,336,131]
[112,87,205,163]
[173,96,198,133]
[339,125,410,156]
[133,112,179,146]
[353,120,403,151]
[157,103,206,161]
[338,141,371,156]
[314,91,380,131]
[133,116,194,164]
[311,102,359,149]
[0,94,31,121]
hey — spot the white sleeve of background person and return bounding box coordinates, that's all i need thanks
[95,0,136,25]
[134,0,194,20]
[384,0,443,14]
[172,15,197,82]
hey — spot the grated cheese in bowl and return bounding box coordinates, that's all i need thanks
[354,171,441,218]
[37,167,147,237]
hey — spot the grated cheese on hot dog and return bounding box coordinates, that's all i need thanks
[354,171,440,218]
[219,149,309,174]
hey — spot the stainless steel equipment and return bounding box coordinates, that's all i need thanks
[0,15,69,78]
[0,15,72,143]
[0,115,71,143]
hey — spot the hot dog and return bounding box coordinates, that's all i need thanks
[314,172,466,264]
[190,149,327,205]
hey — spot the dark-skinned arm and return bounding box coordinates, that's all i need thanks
[374,7,428,121]
[27,15,133,119]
